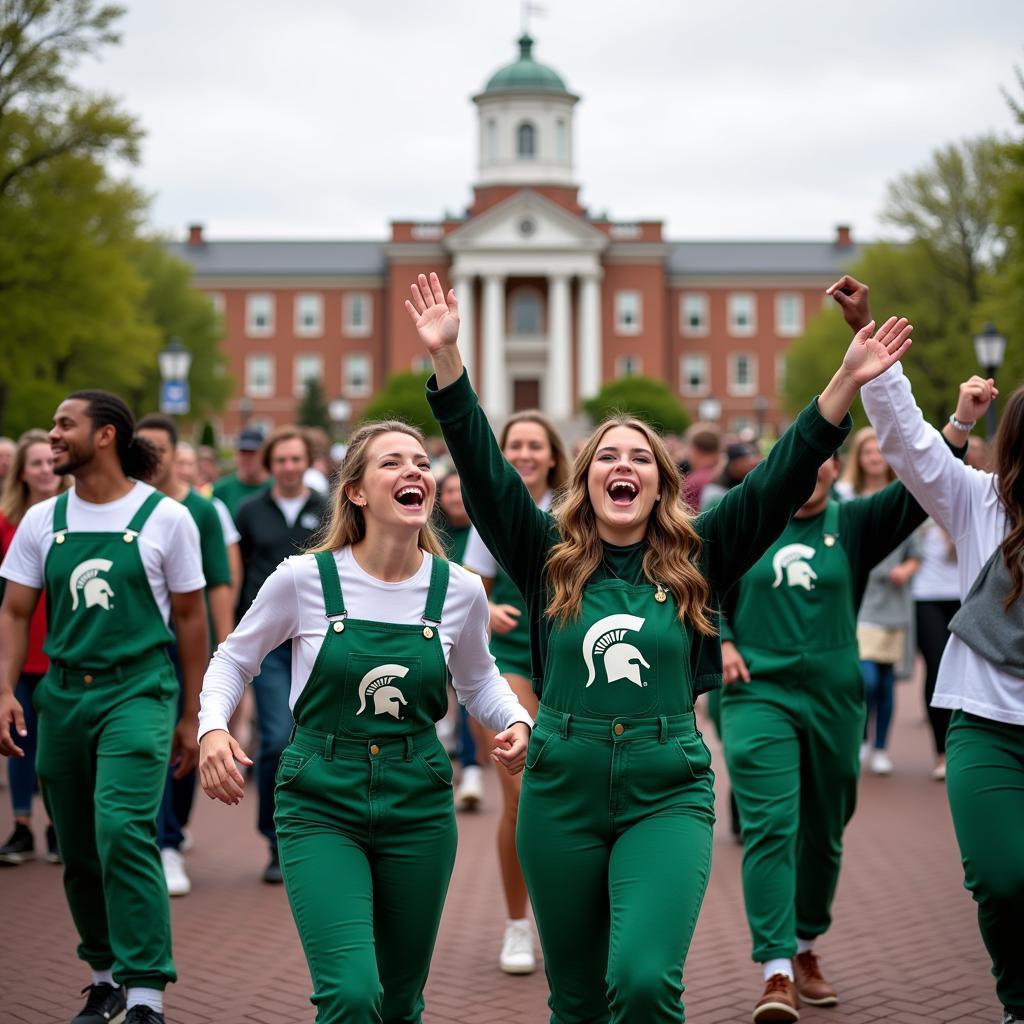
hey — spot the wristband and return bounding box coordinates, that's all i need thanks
[949,413,975,432]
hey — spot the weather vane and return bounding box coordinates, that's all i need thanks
[521,0,546,34]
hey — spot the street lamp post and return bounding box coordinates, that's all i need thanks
[697,397,722,423]
[972,322,1007,437]
[328,398,352,439]
[753,395,769,440]
[158,336,193,418]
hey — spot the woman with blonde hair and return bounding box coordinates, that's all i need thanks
[407,271,912,1023]
[197,419,533,1023]
[461,408,569,973]
[836,425,895,499]
[0,429,65,865]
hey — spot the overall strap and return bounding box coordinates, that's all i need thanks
[822,499,841,546]
[125,491,166,534]
[422,555,450,625]
[314,550,346,618]
[52,491,70,534]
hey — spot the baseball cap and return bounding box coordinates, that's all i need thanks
[237,427,264,452]
[725,441,759,462]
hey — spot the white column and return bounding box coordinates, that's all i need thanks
[547,273,572,420]
[452,273,474,386]
[577,271,603,402]
[482,274,507,417]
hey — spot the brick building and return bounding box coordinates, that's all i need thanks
[170,34,860,439]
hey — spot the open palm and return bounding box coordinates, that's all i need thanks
[841,316,914,387]
[404,272,460,355]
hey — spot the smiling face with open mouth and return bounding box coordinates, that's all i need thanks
[586,425,662,545]
[347,431,436,532]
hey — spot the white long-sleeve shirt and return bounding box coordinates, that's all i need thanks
[199,546,534,739]
[861,363,1021,725]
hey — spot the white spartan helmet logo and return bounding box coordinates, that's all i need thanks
[356,664,410,719]
[69,559,115,611]
[582,614,650,689]
[771,544,818,591]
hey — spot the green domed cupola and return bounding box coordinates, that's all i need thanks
[483,34,571,94]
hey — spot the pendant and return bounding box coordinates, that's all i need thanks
[655,587,667,604]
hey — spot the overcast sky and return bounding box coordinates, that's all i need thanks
[72,0,1023,244]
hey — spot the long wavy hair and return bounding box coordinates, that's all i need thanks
[307,420,445,558]
[840,426,895,495]
[0,430,68,526]
[499,410,570,493]
[994,386,1024,608]
[545,415,716,635]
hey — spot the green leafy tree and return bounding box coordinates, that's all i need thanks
[297,377,331,432]
[199,421,217,447]
[359,371,438,436]
[582,376,691,434]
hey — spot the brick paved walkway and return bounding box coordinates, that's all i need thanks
[1,672,998,1023]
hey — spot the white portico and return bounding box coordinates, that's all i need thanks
[446,191,607,422]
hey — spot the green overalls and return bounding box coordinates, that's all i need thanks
[516,575,715,1024]
[35,490,180,989]
[489,566,532,677]
[273,551,458,1024]
[720,502,863,963]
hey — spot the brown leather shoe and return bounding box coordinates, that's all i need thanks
[752,973,800,1023]
[793,951,838,1006]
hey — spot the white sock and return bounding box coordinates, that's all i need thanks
[127,988,163,1013]
[90,969,116,987]
[763,958,793,981]
[507,917,530,928]
[796,938,815,955]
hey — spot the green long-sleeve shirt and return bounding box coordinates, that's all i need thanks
[426,370,851,696]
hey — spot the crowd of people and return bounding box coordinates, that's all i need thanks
[0,271,1019,1024]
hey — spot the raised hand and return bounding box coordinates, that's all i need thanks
[404,272,460,356]
[954,375,999,426]
[826,275,872,332]
[840,316,914,388]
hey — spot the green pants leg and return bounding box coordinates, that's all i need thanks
[946,711,1024,1017]
[35,664,178,988]
[722,677,861,961]
[276,733,457,1024]
[517,712,714,1023]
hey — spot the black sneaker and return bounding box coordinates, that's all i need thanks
[0,822,34,864]
[263,847,283,884]
[124,1007,164,1024]
[71,982,126,1024]
[47,823,62,864]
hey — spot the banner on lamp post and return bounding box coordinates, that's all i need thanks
[160,379,190,415]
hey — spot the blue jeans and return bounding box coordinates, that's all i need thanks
[457,704,478,767]
[860,659,895,750]
[8,673,42,817]
[252,642,294,847]
[156,646,196,851]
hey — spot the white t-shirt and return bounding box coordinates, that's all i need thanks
[274,493,308,528]
[911,520,960,602]
[0,481,206,624]
[862,363,1020,724]
[463,489,552,577]
[198,546,534,739]
[212,496,241,546]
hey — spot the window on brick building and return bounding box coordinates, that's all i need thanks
[295,294,323,336]
[246,294,274,337]
[615,355,642,378]
[510,289,543,335]
[728,293,756,336]
[775,354,787,395]
[208,291,225,318]
[681,293,709,336]
[614,291,642,335]
[343,294,372,336]
[728,352,758,396]
[680,354,710,396]
[775,293,803,336]
[343,354,372,397]
[294,354,323,397]
[517,121,536,159]
[245,355,275,397]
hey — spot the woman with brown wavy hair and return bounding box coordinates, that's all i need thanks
[197,419,534,1023]
[407,271,912,1023]
[461,408,569,974]
[854,278,1024,1024]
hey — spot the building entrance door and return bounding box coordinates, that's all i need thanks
[513,378,541,411]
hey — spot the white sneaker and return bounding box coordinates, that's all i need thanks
[869,750,893,776]
[931,761,947,781]
[858,742,869,764]
[161,847,191,897]
[499,918,536,975]
[456,765,484,811]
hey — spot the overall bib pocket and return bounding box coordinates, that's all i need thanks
[340,653,422,737]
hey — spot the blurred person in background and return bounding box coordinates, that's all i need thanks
[0,437,16,490]
[0,430,66,865]
[700,440,761,510]
[213,427,269,520]
[234,426,328,883]
[195,444,220,495]
[679,423,722,512]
